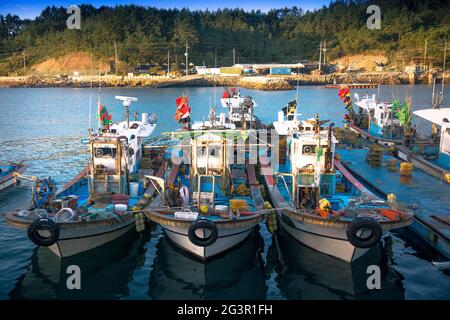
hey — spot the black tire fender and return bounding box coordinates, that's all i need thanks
[346,218,382,249]
[27,218,60,247]
[188,219,218,247]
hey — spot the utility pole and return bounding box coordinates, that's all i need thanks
[114,41,119,74]
[167,49,170,75]
[22,50,26,73]
[185,40,189,76]
[318,41,322,71]
[232,48,236,66]
[423,39,428,72]
[214,48,218,68]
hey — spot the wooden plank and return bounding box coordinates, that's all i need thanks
[144,161,166,195]
[246,164,264,210]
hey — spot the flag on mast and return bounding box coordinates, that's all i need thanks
[96,101,113,128]
[175,96,191,122]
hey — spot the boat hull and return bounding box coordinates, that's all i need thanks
[162,223,256,260]
[279,212,369,262]
[48,220,135,258]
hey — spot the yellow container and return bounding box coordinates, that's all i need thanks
[400,162,413,176]
[200,205,209,214]
[400,162,413,170]
[445,173,450,184]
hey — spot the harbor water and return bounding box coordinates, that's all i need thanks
[0,85,449,299]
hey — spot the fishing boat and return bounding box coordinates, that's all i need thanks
[262,110,413,262]
[341,88,403,146]
[144,99,266,260]
[5,96,163,258]
[220,88,263,129]
[0,161,28,192]
[405,108,450,182]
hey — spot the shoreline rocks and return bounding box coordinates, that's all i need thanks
[1,72,448,90]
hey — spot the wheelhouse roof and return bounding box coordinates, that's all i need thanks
[414,108,450,126]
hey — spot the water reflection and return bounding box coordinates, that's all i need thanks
[148,230,268,299]
[271,229,406,299]
[9,227,150,299]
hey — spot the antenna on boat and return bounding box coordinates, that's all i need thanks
[88,53,93,134]
[295,61,300,116]
[115,96,138,129]
[97,63,103,130]
[441,39,447,106]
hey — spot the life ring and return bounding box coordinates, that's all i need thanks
[27,218,60,247]
[188,219,218,247]
[346,218,382,248]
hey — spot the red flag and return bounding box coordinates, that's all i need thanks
[338,87,350,100]
[175,96,190,121]
[222,90,230,99]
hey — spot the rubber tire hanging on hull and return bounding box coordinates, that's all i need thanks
[188,219,218,247]
[27,218,60,247]
[346,218,382,249]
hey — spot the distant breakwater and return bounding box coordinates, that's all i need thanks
[1,73,447,90]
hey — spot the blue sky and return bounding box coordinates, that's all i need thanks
[0,1,332,19]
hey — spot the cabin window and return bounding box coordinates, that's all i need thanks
[210,146,220,156]
[380,113,384,120]
[94,147,117,158]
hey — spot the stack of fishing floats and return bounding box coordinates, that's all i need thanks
[135,212,146,232]
[387,159,398,172]
[334,127,359,147]
[366,144,384,167]
[400,162,413,177]
[264,201,277,233]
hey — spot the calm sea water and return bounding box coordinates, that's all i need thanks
[0,85,449,300]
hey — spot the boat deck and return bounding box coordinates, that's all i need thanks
[338,148,450,258]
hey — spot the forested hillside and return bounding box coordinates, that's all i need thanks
[0,0,449,75]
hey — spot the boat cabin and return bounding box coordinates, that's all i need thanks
[273,111,337,208]
[191,133,229,176]
[221,90,257,126]
[353,93,400,138]
[88,96,157,196]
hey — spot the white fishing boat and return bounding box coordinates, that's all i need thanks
[411,108,450,176]
[263,110,413,262]
[220,88,262,129]
[6,96,163,258]
[144,125,265,260]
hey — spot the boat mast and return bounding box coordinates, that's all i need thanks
[441,39,447,106]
